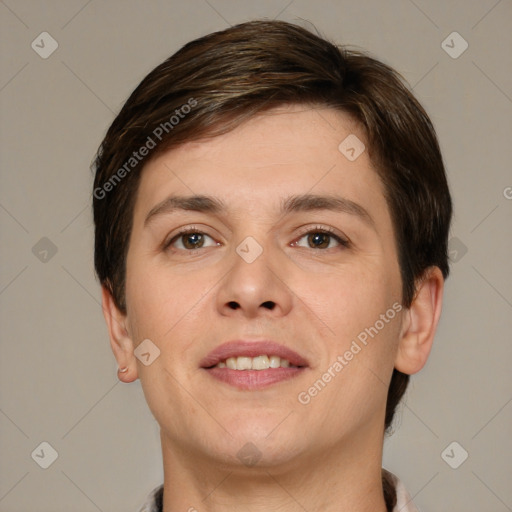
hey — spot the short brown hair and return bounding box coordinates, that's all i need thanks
[92,17,451,456]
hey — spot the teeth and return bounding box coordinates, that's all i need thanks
[236,356,252,370]
[216,355,295,370]
[269,355,280,368]
[252,355,270,370]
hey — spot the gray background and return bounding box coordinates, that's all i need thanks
[1,1,511,511]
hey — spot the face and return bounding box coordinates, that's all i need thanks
[122,104,405,468]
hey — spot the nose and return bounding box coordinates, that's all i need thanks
[215,237,293,319]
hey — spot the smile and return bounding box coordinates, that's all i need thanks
[214,355,297,370]
[200,340,308,390]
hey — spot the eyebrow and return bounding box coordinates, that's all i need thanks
[144,193,375,230]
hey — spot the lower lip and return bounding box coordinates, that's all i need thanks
[204,367,306,390]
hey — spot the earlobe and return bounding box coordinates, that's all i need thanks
[101,286,138,382]
[394,267,444,375]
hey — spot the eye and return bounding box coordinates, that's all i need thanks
[292,226,349,250]
[164,228,218,251]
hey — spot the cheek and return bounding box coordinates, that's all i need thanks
[299,263,403,393]
[124,257,216,365]
[299,264,395,335]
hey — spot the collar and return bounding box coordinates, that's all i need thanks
[138,472,419,512]
[387,471,420,512]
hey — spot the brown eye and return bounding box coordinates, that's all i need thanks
[307,232,331,249]
[181,233,205,249]
[165,231,217,251]
[294,229,349,250]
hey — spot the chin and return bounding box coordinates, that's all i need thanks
[208,422,307,469]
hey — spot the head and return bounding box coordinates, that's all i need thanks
[93,18,451,491]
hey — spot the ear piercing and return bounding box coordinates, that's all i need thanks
[118,366,128,373]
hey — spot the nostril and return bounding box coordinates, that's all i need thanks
[226,300,275,310]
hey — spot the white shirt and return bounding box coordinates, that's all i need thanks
[137,472,419,512]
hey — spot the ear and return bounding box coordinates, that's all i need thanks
[394,266,444,375]
[101,285,138,382]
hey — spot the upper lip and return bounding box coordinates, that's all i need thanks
[200,340,309,368]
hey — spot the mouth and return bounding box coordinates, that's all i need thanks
[200,340,309,390]
[212,354,298,370]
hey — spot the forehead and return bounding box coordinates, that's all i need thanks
[133,105,389,225]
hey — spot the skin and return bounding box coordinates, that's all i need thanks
[102,104,444,511]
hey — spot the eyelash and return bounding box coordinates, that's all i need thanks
[163,224,350,252]
[293,225,350,250]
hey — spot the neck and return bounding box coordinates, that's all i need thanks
[160,428,388,512]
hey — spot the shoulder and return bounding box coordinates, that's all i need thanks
[383,469,420,512]
[137,484,164,512]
